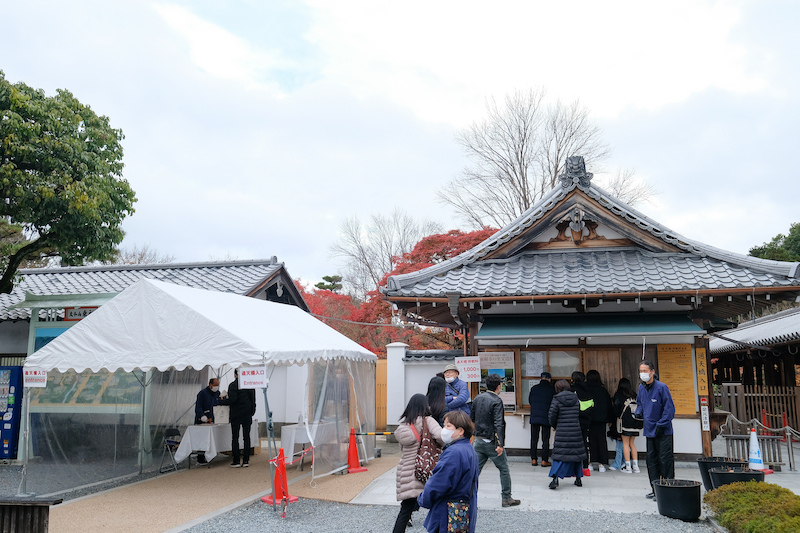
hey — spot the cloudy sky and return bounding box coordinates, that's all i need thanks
[3,1,799,285]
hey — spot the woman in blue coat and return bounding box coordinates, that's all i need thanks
[417,410,479,533]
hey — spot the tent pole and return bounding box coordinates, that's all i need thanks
[262,361,277,512]
[16,391,32,496]
[138,371,147,475]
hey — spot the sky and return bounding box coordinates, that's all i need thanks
[3,1,799,286]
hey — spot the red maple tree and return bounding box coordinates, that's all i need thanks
[296,227,497,357]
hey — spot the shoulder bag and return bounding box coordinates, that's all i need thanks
[621,398,644,432]
[409,417,442,483]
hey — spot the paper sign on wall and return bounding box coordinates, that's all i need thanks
[238,365,268,389]
[455,356,481,382]
[23,368,48,388]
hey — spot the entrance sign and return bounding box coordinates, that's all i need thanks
[23,368,48,388]
[64,307,98,321]
[238,365,268,388]
[696,348,709,397]
[455,356,481,382]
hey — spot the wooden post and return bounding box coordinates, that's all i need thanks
[696,339,712,456]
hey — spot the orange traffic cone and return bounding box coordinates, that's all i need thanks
[262,448,299,505]
[347,427,368,473]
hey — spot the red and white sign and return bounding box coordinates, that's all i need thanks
[238,365,268,389]
[64,307,98,321]
[23,368,48,388]
[455,356,481,383]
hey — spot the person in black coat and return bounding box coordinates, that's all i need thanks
[586,370,615,472]
[221,368,257,467]
[547,379,587,489]
[528,372,554,467]
[571,371,593,469]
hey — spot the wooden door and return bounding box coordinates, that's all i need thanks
[583,349,622,391]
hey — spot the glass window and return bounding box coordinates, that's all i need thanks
[549,350,580,378]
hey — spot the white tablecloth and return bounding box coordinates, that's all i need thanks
[280,421,338,459]
[174,421,259,463]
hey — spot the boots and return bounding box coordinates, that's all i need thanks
[549,476,558,490]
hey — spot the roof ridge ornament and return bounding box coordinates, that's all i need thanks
[558,156,593,189]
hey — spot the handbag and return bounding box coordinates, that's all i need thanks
[620,398,644,432]
[409,417,442,483]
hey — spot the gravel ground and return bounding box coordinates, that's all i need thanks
[183,499,716,533]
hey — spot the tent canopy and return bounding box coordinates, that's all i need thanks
[24,278,376,372]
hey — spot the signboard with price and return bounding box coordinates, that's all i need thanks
[455,356,481,382]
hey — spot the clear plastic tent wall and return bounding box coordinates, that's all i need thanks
[23,368,203,495]
[304,358,375,479]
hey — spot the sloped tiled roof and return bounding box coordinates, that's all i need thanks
[386,249,798,298]
[709,307,800,354]
[404,349,461,362]
[0,259,290,321]
[384,161,799,297]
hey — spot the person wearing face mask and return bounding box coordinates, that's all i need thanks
[417,410,479,533]
[194,377,221,464]
[443,364,471,416]
[634,361,675,501]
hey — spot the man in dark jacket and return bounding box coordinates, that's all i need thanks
[195,378,221,425]
[221,368,257,467]
[470,373,520,507]
[586,370,615,472]
[528,372,554,467]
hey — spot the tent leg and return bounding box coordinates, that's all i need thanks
[16,392,32,496]
[262,384,277,512]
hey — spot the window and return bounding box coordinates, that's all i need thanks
[520,349,580,407]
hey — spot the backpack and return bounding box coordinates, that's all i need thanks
[409,417,442,483]
[619,398,644,433]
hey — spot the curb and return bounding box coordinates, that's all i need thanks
[705,516,728,533]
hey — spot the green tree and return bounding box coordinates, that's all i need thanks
[0,71,136,293]
[749,222,800,262]
[315,275,343,292]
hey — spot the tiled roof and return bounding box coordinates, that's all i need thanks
[404,350,461,362]
[0,259,286,321]
[709,307,800,354]
[384,170,799,297]
[385,249,798,298]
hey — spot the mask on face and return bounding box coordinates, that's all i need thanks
[639,372,651,382]
[440,428,455,444]
[445,377,456,384]
[211,386,219,392]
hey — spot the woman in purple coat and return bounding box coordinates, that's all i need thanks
[417,410,479,533]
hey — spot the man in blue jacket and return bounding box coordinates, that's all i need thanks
[444,364,471,415]
[635,360,675,500]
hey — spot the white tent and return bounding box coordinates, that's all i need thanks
[24,278,376,371]
[19,279,376,494]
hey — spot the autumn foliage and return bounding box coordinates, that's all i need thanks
[296,227,496,357]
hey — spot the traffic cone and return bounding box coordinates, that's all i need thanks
[347,427,368,473]
[262,448,299,505]
[748,428,765,470]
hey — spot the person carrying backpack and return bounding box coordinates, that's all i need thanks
[613,377,642,474]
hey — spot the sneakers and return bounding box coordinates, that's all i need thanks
[548,477,558,490]
[620,465,632,474]
[230,463,241,468]
[598,464,606,473]
[608,465,619,471]
[541,460,552,467]
[632,462,640,474]
[646,492,656,499]
[502,498,521,507]
[242,463,249,468]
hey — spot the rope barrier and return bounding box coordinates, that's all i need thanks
[269,446,314,467]
[354,432,393,436]
[720,413,800,439]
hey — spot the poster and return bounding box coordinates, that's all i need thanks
[479,351,515,406]
[522,351,545,377]
[657,344,695,415]
[455,356,481,382]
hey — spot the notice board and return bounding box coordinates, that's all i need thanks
[657,344,696,415]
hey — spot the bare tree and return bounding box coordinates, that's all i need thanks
[331,209,441,296]
[439,88,617,228]
[594,166,656,206]
[112,244,175,265]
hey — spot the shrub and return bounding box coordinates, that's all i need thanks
[703,481,800,532]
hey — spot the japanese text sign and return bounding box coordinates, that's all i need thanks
[238,365,268,389]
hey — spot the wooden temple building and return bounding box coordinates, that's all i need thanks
[382,156,800,455]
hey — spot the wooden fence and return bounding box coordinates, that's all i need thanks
[376,359,387,431]
[715,383,800,433]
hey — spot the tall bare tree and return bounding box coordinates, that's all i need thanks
[331,209,441,296]
[439,88,617,228]
[594,166,656,207]
[111,244,175,265]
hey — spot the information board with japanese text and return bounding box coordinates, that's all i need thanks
[657,344,696,415]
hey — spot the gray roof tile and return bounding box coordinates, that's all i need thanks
[0,259,287,321]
